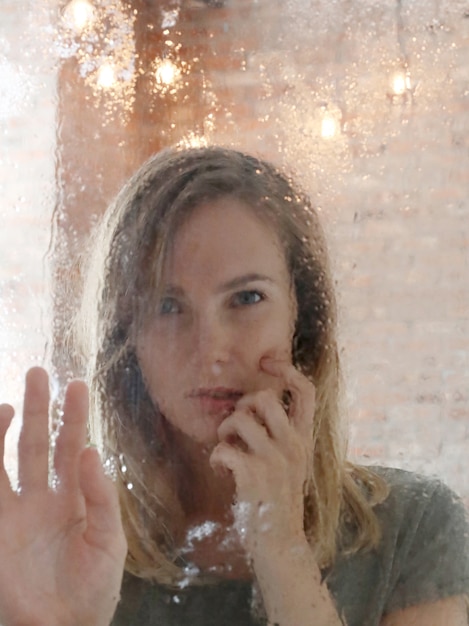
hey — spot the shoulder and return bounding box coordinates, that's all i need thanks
[370,465,458,507]
[327,466,468,625]
[369,465,468,543]
[370,464,448,492]
[369,466,469,613]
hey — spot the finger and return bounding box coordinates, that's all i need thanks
[235,389,290,442]
[18,367,50,492]
[54,380,89,492]
[217,407,275,455]
[0,404,15,494]
[79,447,126,548]
[260,357,315,438]
[210,441,251,489]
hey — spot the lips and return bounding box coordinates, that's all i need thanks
[187,387,244,416]
[188,387,244,399]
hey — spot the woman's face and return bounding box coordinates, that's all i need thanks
[136,197,297,448]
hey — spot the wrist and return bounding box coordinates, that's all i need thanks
[250,533,321,590]
[250,538,341,626]
[250,531,312,566]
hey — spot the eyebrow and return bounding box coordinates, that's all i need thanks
[161,273,275,297]
[217,273,275,293]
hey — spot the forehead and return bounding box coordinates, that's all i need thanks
[163,198,289,283]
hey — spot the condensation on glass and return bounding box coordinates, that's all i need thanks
[0,0,468,500]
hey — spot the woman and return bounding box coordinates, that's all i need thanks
[0,146,467,626]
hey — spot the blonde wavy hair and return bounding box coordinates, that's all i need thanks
[75,146,388,586]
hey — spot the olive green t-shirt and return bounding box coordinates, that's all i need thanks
[112,467,469,626]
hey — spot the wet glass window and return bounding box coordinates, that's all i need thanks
[2,0,467,493]
[0,1,468,623]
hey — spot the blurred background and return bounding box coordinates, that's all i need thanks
[0,0,468,499]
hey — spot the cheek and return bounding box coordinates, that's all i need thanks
[136,334,166,390]
[269,303,297,349]
[242,313,295,363]
[136,348,173,415]
[137,325,180,366]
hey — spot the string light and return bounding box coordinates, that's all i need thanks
[388,0,415,104]
[62,0,96,32]
[96,62,116,89]
[155,59,181,87]
[58,0,137,120]
[318,104,342,140]
[179,132,208,149]
[58,0,421,133]
[391,71,408,96]
[387,67,416,103]
[321,113,339,139]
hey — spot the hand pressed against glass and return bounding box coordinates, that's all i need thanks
[0,368,127,626]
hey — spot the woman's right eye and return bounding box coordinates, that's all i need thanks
[158,297,181,315]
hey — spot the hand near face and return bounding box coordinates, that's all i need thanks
[209,357,315,559]
[0,368,127,626]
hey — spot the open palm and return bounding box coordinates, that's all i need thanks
[0,368,127,626]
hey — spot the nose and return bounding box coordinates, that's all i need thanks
[192,311,232,371]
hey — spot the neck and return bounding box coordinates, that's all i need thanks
[169,437,251,579]
[169,429,235,523]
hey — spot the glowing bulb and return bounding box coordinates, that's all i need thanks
[63,0,95,32]
[179,133,208,150]
[321,115,339,139]
[96,63,116,89]
[187,134,206,148]
[155,59,179,86]
[391,71,411,96]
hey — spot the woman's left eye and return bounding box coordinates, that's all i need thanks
[231,290,264,307]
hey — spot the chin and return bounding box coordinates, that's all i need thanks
[173,423,221,453]
[193,427,223,450]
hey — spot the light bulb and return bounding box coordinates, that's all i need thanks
[179,132,208,150]
[187,135,206,148]
[63,0,95,32]
[321,115,339,139]
[155,59,180,86]
[391,71,411,96]
[96,63,116,89]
